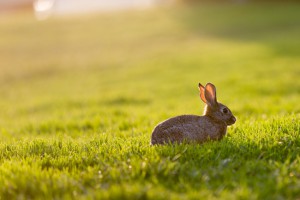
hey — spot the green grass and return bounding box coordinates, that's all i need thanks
[0,3,300,199]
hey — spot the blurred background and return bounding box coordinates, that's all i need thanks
[0,0,299,137]
[1,0,172,20]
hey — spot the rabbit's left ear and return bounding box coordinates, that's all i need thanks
[205,83,218,107]
[198,83,206,103]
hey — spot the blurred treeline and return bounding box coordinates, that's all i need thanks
[178,0,299,2]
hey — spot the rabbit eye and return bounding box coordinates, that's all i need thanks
[222,108,228,114]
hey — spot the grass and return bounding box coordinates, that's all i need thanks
[0,3,300,199]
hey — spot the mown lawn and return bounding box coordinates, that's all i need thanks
[0,3,299,199]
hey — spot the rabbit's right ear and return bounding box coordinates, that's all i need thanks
[198,83,206,103]
[204,83,218,107]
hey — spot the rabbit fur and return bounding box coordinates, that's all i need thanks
[151,83,236,145]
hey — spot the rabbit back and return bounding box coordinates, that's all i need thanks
[151,115,226,145]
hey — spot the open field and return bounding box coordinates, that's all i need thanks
[0,3,300,199]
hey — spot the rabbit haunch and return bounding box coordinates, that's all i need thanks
[151,83,236,145]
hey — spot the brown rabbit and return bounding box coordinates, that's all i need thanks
[151,83,236,145]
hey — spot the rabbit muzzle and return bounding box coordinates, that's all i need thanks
[227,116,236,125]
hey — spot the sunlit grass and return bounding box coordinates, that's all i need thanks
[0,3,299,199]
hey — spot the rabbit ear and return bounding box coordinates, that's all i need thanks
[204,83,218,107]
[198,83,206,103]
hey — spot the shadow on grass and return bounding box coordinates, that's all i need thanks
[174,3,300,58]
[103,97,151,106]
[151,133,300,198]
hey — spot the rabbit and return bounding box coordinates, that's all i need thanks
[151,83,236,145]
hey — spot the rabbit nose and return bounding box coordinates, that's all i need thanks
[232,116,236,122]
